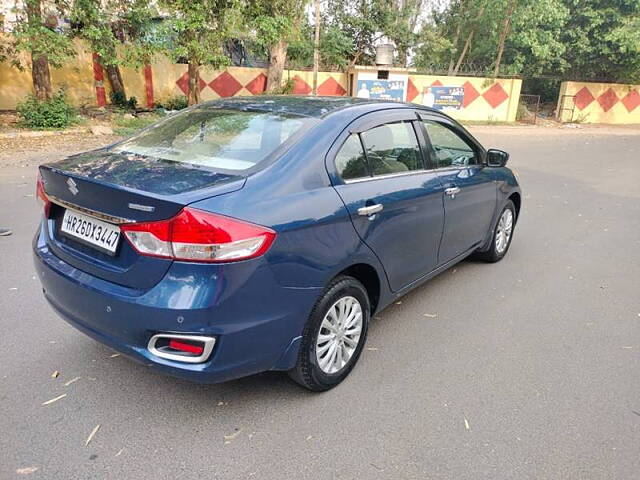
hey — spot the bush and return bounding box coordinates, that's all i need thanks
[156,95,188,111]
[17,91,77,129]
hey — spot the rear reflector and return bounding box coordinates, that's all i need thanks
[148,334,216,364]
[168,339,204,355]
[121,207,276,263]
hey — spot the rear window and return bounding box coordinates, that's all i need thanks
[112,107,310,171]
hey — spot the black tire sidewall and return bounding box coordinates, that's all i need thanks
[491,200,516,260]
[295,277,370,391]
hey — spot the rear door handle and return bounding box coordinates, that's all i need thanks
[357,204,383,216]
[444,187,461,198]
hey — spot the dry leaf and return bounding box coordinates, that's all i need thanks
[42,393,67,406]
[85,424,101,446]
[16,467,38,475]
[464,418,470,430]
[51,371,59,378]
[224,428,242,444]
[64,376,81,386]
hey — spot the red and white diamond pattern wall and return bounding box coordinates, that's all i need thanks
[558,81,640,124]
[406,75,522,122]
[150,58,348,103]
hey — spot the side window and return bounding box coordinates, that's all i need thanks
[361,122,423,176]
[335,134,369,180]
[423,120,477,168]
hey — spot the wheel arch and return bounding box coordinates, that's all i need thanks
[508,191,521,222]
[335,263,381,315]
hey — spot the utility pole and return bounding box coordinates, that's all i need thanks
[312,0,321,95]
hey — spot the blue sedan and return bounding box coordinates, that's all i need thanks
[33,96,521,391]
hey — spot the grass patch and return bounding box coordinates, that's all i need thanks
[113,113,162,136]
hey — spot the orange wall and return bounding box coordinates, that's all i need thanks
[557,81,640,124]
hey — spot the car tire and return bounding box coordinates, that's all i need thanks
[476,200,516,263]
[288,276,370,391]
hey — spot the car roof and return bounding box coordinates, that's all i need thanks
[198,95,437,119]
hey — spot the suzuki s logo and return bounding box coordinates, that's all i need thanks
[67,178,79,196]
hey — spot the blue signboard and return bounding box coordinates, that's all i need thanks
[356,80,406,101]
[422,86,465,110]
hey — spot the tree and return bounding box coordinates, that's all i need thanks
[325,0,394,68]
[493,0,517,77]
[451,0,487,75]
[159,0,242,105]
[70,0,127,100]
[12,0,75,100]
[248,0,307,93]
[70,0,160,103]
[560,0,640,83]
[386,0,424,67]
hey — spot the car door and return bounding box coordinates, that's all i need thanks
[419,116,497,264]
[328,110,445,292]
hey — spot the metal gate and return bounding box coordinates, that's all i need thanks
[518,94,541,124]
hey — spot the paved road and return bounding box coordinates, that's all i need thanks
[1,127,639,479]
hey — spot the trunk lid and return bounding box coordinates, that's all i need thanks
[40,150,246,290]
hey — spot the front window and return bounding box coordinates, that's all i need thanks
[422,120,477,168]
[360,122,423,176]
[112,107,311,171]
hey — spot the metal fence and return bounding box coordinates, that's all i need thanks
[518,94,541,124]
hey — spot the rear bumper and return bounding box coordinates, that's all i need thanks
[33,226,321,383]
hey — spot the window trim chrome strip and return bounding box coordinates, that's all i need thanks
[47,194,136,224]
[343,168,435,184]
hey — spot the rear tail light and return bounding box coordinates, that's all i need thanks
[147,333,216,363]
[36,172,51,217]
[120,207,276,263]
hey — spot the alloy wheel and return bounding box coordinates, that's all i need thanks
[315,296,363,374]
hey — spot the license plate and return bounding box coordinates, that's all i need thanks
[60,209,121,255]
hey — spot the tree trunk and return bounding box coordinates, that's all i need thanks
[452,30,474,76]
[493,0,517,77]
[31,53,52,100]
[27,0,52,100]
[447,0,466,75]
[312,0,321,95]
[187,61,200,105]
[266,40,287,93]
[451,3,485,76]
[105,64,126,100]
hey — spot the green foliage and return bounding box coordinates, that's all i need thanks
[561,0,640,83]
[325,0,397,66]
[16,90,77,129]
[10,0,75,69]
[158,0,242,69]
[113,112,162,136]
[414,0,640,88]
[247,0,307,49]
[155,96,189,111]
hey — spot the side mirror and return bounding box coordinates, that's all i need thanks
[486,149,509,167]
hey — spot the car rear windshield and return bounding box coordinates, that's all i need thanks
[111,107,311,172]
